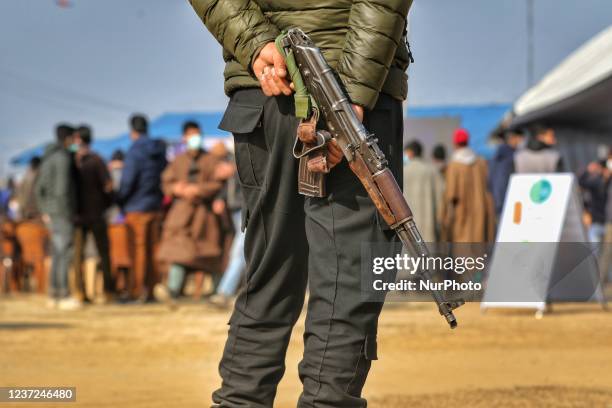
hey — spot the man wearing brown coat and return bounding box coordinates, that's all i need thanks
[156,122,225,297]
[441,128,495,243]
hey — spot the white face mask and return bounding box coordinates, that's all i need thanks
[186,134,202,150]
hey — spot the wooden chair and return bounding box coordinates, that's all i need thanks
[108,223,133,292]
[15,222,48,294]
[0,221,22,293]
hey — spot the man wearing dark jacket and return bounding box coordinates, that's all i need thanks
[598,159,612,287]
[73,125,114,302]
[489,129,525,216]
[189,1,412,406]
[35,124,81,310]
[579,161,609,245]
[117,114,167,300]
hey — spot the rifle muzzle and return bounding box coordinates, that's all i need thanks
[439,299,465,329]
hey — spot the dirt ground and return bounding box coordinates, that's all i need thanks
[0,296,611,408]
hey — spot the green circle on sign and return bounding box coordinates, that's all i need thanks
[530,179,552,204]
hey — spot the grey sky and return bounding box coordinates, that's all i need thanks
[1,0,611,175]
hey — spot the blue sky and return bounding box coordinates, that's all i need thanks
[408,0,612,106]
[1,0,611,174]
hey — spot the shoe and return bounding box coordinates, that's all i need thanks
[45,298,58,310]
[94,293,116,305]
[208,294,232,309]
[153,284,177,309]
[57,297,83,311]
[153,283,170,302]
[117,291,131,304]
[74,292,92,304]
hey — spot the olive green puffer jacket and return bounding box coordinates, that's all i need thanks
[189,0,413,110]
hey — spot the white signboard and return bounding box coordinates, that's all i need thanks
[482,174,605,312]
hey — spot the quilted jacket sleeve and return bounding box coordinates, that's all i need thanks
[189,0,280,70]
[336,0,413,109]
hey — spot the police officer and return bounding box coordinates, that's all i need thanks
[189,1,413,406]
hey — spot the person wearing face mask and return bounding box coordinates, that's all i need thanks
[156,121,226,302]
[35,124,81,310]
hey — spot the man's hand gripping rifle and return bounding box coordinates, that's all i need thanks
[276,28,464,329]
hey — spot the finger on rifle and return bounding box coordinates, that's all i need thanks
[327,139,344,166]
[272,51,287,78]
[265,67,282,96]
[255,60,268,94]
[272,70,293,96]
[327,142,344,161]
[260,66,273,96]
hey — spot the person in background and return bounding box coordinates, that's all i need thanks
[402,140,443,243]
[107,149,125,224]
[441,128,495,243]
[35,124,81,310]
[598,151,612,289]
[488,128,525,216]
[208,142,237,281]
[0,178,17,219]
[108,150,125,192]
[155,121,224,302]
[117,114,167,301]
[16,156,42,221]
[209,143,243,307]
[431,143,447,176]
[579,160,609,246]
[514,123,563,173]
[72,125,114,303]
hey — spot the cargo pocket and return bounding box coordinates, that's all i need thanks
[219,100,267,231]
[219,101,267,188]
[346,334,378,396]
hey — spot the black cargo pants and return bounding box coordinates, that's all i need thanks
[213,89,403,407]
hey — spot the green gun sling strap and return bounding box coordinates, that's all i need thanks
[275,33,313,120]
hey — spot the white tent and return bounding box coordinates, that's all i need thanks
[511,26,612,130]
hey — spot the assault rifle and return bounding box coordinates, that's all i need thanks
[277,28,464,329]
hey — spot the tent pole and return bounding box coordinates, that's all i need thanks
[526,0,535,87]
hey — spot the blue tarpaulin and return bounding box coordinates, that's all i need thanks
[10,111,229,166]
[12,106,509,165]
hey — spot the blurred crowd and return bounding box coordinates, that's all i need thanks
[0,115,244,310]
[0,117,610,309]
[403,123,610,285]
[403,124,559,243]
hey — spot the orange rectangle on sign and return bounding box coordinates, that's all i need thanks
[513,201,522,224]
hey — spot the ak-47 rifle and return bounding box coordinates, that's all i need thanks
[276,28,464,329]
